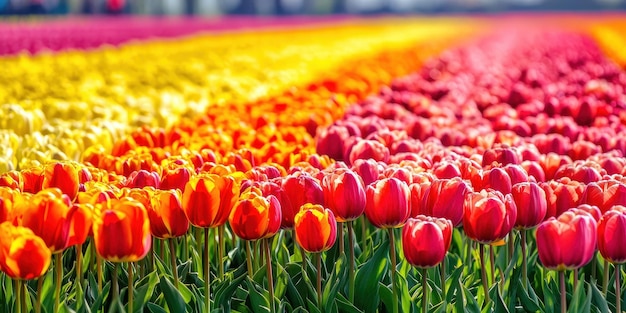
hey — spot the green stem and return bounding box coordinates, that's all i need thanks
[508,232,514,264]
[464,236,473,276]
[20,279,26,313]
[128,263,134,313]
[591,253,597,282]
[573,268,578,291]
[316,253,322,306]
[521,230,528,289]
[169,239,179,289]
[96,254,103,293]
[604,259,610,295]
[36,276,43,313]
[16,280,22,313]
[183,234,189,262]
[361,216,367,253]
[617,264,621,313]
[338,222,344,256]
[347,221,356,302]
[112,263,119,302]
[480,244,491,304]
[54,253,63,313]
[388,228,398,313]
[560,271,566,313]
[246,240,253,278]
[489,245,495,287]
[75,244,83,310]
[218,225,225,280]
[440,256,446,304]
[265,239,275,313]
[422,268,428,313]
[204,228,211,313]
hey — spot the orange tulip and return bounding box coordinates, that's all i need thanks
[182,174,239,228]
[294,203,337,253]
[93,198,151,262]
[148,189,190,238]
[0,222,51,280]
[229,188,282,241]
[68,203,94,247]
[41,162,80,201]
[14,188,76,254]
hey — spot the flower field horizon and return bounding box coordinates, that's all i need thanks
[1,14,626,313]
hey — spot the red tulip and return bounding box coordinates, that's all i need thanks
[93,197,152,262]
[365,178,410,228]
[463,189,517,244]
[0,222,51,280]
[351,159,382,186]
[598,206,626,263]
[126,170,161,189]
[511,182,547,229]
[68,203,94,246]
[294,203,337,253]
[418,177,470,226]
[580,180,626,213]
[229,188,282,241]
[402,215,453,268]
[541,178,584,218]
[41,162,80,200]
[536,210,597,270]
[322,169,366,222]
[280,173,324,228]
[160,167,192,191]
[148,189,190,239]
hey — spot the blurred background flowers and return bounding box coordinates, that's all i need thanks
[1,0,624,16]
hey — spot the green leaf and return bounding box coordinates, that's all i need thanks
[492,285,511,313]
[245,278,269,313]
[306,298,322,313]
[323,254,347,313]
[335,293,364,313]
[354,241,389,313]
[590,282,609,313]
[133,270,158,312]
[89,282,111,313]
[214,272,246,310]
[517,279,542,312]
[567,280,591,313]
[460,281,481,313]
[146,302,168,313]
[158,274,186,313]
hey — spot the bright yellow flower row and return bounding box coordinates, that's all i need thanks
[0,18,476,173]
[590,21,626,68]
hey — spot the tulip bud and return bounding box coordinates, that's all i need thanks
[402,215,453,268]
[598,207,626,263]
[280,173,324,228]
[463,189,517,244]
[537,210,597,270]
[511,182,547,229]
[322,169,366,222]
[418,178,470,226]
[294,203,337,253]
[0,222,51,280]
[365,178,411,228]
[93,198,152,262]
[229,188,282,241]
[148,190,190,239]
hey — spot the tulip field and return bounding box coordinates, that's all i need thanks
[4,15,626,313]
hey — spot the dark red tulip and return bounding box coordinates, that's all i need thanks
[281,173,324,228]
[580,180,626,213]
[511,182,547,229]
[598,207,626,263]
